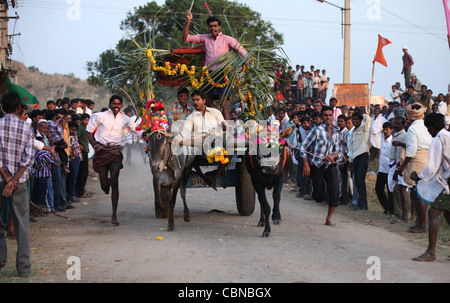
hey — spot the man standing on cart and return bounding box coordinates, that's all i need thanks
[183,10,249,120]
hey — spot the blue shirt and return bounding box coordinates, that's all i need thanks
[300,124,342,168]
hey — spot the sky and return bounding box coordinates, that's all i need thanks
[9,0,450,102]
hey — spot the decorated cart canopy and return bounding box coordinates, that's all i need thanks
[106,2,290,135]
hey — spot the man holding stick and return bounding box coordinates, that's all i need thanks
[183,9,249,119]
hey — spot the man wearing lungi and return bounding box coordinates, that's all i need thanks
[411,113,450,262]
[398,103,432,233]
[86,95,144,225]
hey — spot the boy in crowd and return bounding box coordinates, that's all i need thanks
[67,122,83,203]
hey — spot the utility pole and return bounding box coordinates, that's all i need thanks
[343,0,351,84]
[0,0,18,75]
[316,0,351,83]
[0,0,8,69]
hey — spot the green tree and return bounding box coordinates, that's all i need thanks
[86,0,284,89]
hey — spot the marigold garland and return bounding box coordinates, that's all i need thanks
[238,89,257,117]
[147,49,230,89]
[206,147,230,164]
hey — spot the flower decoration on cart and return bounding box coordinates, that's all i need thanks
[206,147,230,165]
[107,2,291,146]
[136,99,169,141]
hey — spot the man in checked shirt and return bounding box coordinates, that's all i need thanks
[0,92,35,277]
[300,106,342,227]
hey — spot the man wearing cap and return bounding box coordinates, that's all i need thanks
[398,103,433,233]
[401,46,414,89]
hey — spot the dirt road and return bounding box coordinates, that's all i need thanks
[2,147,449,283]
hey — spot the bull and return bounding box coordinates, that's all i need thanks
[244,125,294,237]
[147,130,195,231]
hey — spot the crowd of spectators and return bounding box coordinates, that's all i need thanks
[1,97,96,227]
[238,64,450,232]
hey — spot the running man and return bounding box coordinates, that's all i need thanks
[86,95,145,225]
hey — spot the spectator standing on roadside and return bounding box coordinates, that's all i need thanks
[390,116,410,223]
[375,122,394,215]
[349,112,372,211]
[76,113,91,199]
[0,92,35,277]
[369,106,386,160]
[411,113,450,262]
[337,115,349,205]
[67,122,83,203]
[399,103,433,233]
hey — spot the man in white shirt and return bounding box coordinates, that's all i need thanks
[176,90,228,190]
[86,95,144,226]
[292,65,301,99]
[411,113,450,262]
[390,85,403,103]
[369,106,386,160]
[349,112,372,210]
[399,103,432,233]
[375,121,394,214]
[436,93,447,115]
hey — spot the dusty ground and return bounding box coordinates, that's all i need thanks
[1,147,449,283]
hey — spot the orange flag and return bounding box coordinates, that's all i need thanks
[373,35,392,67]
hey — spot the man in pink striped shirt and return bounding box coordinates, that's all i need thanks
[183,10,248,119]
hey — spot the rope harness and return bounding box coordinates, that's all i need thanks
[287,143,347,166]
[148,130,181,169]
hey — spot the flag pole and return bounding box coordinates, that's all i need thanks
[369,60,375,109]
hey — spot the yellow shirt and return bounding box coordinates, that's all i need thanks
[63,122,70,156]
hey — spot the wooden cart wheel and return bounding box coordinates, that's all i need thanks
[235,158,255,216]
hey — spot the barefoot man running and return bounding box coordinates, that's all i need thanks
[86,95,144,225]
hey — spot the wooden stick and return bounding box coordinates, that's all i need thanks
[369,60,375,109]
[29,199,83,224]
